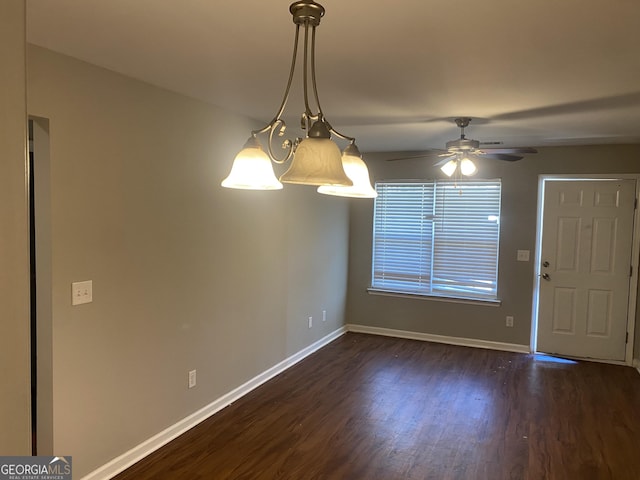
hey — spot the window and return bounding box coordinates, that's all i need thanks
[371,180,501,301]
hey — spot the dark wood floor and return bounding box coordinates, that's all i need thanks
[113,333,640,480]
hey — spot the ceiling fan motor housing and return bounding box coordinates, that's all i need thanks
[446,138,480,152]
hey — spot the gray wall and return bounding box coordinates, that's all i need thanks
[0,0,31,455]
[347,146,640,356]
[27,45,349,477]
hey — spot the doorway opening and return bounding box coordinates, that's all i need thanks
[29,117,53,455]
[29,120,36,454]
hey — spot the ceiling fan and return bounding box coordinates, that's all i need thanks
[390,117,538,177]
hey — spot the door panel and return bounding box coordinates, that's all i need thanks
[537,180,635,361]
[556,217,580,270]
[586,289,611,336]
[551,287,576,334]
[591,218,616,273]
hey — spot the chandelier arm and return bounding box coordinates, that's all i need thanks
[328,126,355,144]
[250,22,302,137]
[302,21,314,124]
[271,23,302,125]
[250,23,302,163]
[310,25,356,146]
[266,119,294,164]
[250,125,272,137]
[310,24,323,120]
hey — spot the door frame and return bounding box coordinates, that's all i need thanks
[530,174,640,366]
[29,116,53,455]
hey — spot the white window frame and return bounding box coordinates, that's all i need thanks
[369,179,502,304]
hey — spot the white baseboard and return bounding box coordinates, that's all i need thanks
[82,324,530,479]
[346,323,530,354]
[81,326,347,480]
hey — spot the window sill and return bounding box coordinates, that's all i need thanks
[367,288,502,307]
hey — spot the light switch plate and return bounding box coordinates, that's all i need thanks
[517,250,530,262]
[72,280,93,305]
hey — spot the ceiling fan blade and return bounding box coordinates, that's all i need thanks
[479,147,538,154]
[385,150,445,162]
[479,153,523,162]
[434,155,457,167]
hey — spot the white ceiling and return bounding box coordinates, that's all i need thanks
[26,0,640,153]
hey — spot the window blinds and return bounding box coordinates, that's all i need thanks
[372,180,501,300]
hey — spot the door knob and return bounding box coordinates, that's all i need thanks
[542,273,551,281]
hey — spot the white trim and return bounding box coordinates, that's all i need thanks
[81,327,347,480]
[346,324,530,354]
[529,176,546,354]
[627,178,640,365]
[367,288,502,307]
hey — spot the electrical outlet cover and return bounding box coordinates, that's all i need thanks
[72,280,93,305]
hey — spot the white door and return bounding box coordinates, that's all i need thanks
[537,179,636,361]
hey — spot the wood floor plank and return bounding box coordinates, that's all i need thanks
[113,333,640,480]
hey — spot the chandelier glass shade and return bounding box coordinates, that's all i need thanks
[221,137,283,190]
[221,1,374,197]
[317,144,377,198]
[279,120,352,186]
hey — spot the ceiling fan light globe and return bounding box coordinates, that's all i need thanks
[440,159,458,177]
[460,158,478,176]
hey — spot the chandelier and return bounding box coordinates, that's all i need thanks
[221,1,376,198]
